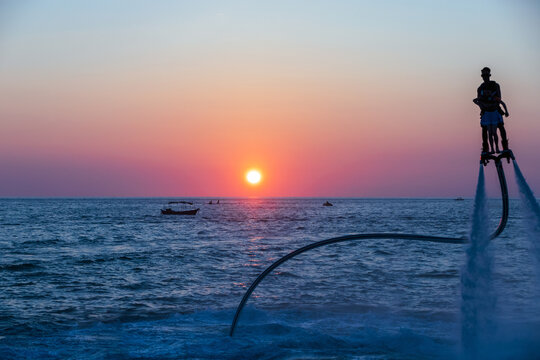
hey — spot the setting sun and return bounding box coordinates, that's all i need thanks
[246,170,262,185]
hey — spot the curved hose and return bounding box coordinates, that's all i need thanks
[229,160,510,336]
[490,159,509,239]
[229,233,465,336]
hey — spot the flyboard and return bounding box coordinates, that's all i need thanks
[480,149,514,167]
[229,149,515,336]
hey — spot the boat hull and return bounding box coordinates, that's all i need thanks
[161,208,199,215]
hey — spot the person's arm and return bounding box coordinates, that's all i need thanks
[495,83,509,116]
[474,87,482,107]
[493,83,502,102]
[499,100,509,117]
[473,98,485,113]
[473,98,490,110]
[474,85,491,111]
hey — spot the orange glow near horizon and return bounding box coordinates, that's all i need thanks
[246,170,262,185]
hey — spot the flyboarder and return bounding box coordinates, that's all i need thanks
[473,67,510,154]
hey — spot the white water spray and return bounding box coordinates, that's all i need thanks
[461,165,495,357]
[513,161,540,266]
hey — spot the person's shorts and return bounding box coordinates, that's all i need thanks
[480,110,503,126]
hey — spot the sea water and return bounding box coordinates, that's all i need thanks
[1,198,539,359]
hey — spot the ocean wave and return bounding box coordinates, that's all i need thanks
[0,198,538,359]
[0,308,460,359]
[0,263,41,272]
[416,270,459,279]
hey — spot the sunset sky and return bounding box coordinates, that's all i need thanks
[1,1,539,197]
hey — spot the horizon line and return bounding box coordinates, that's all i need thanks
[0,196,502,200]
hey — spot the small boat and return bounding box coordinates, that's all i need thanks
[161,208,199,215]
[323,201,333,206]
[161,201,199,215]
[455,197,464,201]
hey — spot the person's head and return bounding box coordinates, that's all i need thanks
[481,67,491,81]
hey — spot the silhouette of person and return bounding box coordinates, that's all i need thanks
[473,67,510,153]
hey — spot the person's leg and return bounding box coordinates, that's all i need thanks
[482,126,489,153]
[488,126,495,153]
[498,123,509,150]
[492,125,500,153]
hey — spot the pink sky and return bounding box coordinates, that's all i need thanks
[1,1,539,197]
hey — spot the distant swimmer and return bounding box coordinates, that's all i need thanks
[473,67,510,154]
[323,201,333,206]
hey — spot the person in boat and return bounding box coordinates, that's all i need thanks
[473,67,510,154]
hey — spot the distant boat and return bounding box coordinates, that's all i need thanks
[323,201,333,206]
[161,208,199,215]
[455,197,464,201]
[208,200,213,204]
[161,201,199,215]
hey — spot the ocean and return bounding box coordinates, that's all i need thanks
[1,198,539,359]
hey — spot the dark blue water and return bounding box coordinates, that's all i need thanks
[1,198,539,359]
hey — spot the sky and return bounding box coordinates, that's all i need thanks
[1,0,539,197]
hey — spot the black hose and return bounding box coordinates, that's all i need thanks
[229,233,465,336]
[229,159,510,336]
[490,159,509,239]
